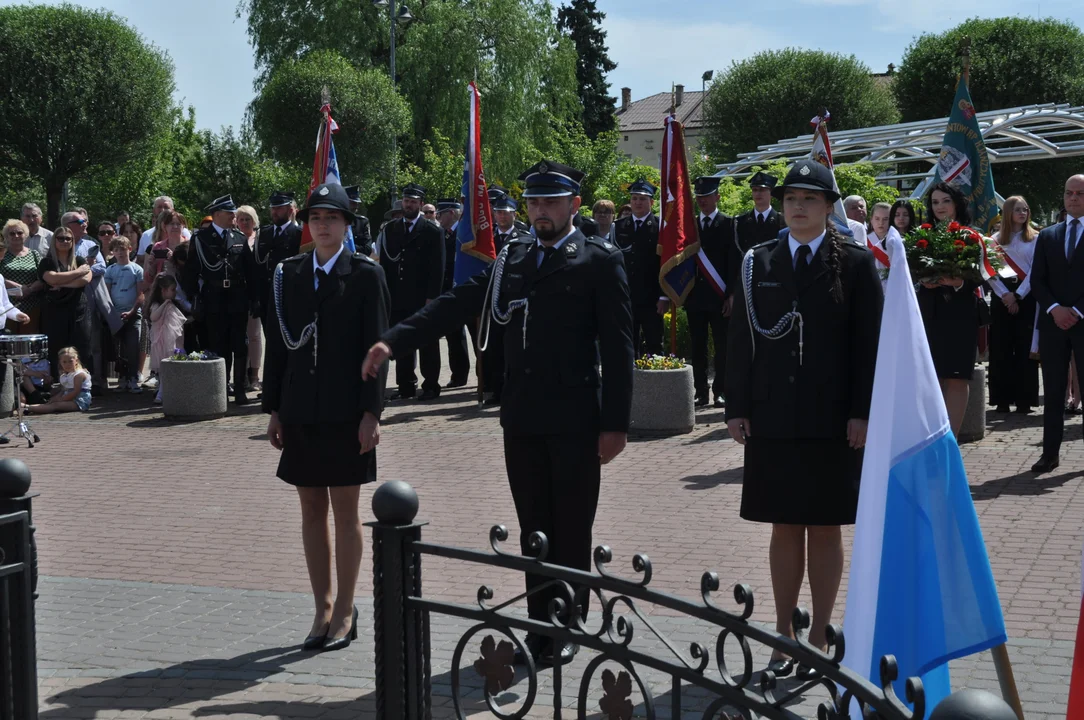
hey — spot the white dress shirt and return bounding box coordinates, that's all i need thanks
[1048,216,1084,317]
[988,231,1036,299]
[788,231,826,268]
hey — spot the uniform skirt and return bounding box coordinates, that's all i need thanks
[277,422,377,487]
[740,438,862,526]
[918,285,981,380]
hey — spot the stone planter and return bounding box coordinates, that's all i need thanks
[160,358,227,419]
[629,366,695,434]
[958,365,986,443]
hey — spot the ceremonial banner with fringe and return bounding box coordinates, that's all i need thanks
[300,104,354,253]
[658,114,700,306]
[453,81,497,286]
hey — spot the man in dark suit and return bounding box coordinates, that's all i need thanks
[484,191,531,404]
[363,160,634,667]
[253,190,303,329]
[728,172,783,315]
[613,177,668,355]
[490,186,529,234]
[1027,174,1084,473]
[436,198,470,388]
[183,194,259,405]
[379,183,446,400]
[344,186,374,256]
[687,177,733,408]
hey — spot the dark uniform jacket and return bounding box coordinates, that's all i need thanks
[493,225,530,254]
[383,229,634,436]
[1031,220,1084,323]
[442,222,459,292]
[573,213,600,238]
[379,215,445,318]
[183,225,258,315]
[613,213,662,308]
[352,215,374,256]
[729,208,783,291]
[262,249,390,424]
[725,233,883,440]
[686,212,733,313]
[253,222,302,312]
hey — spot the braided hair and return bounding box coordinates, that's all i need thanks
[823,224,845,304]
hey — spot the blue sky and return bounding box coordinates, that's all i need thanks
[8,0,1081,132]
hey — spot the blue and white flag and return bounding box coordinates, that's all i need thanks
[842,232,1006,717]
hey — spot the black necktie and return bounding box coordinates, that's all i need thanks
[757,213,765,227]
[635,219,643,232]
[794,244,812,282]
[316,268,328,288]
[701,217,708,232]
[1068,219,1080,262]
[540,245,556,267]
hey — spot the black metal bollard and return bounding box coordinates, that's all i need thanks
[368,480,427,720]
[0,457,38,720]
[930,688,1018,720]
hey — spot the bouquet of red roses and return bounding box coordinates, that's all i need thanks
[902,220,1001,283]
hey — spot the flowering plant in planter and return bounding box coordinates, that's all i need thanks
[902,220,1001,283]
[168,349,220,362]
[634,354,687,370]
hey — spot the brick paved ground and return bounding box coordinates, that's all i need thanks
[5,355,1083,718]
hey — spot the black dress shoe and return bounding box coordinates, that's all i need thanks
[694,394,709,407]
[995,405,1011,413]
[419,388,440,401]
[390,389,416,401]
[766,656,794,678]
[234,394,251,406]
[483,393,502,406]
[714,395,725,408]
[1014,407,1033,415]
[303,623,329,651]
[795,662,817,680]
[1031,455,1060,474]
[539,641,578,667]
[446,377,469,389]
[322,606,358,652]
[0,437,9,445]
[513,633,544,665]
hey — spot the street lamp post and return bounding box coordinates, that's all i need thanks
[371,0,414,202]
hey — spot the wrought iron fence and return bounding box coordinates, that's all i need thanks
[368,480,1014,720]
[0,509,36,720]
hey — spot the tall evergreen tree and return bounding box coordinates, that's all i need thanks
[557,0,617,139]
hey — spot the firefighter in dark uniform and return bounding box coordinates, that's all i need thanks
[724,159,882,677]
[363,160,635,667]
[436,198,470,388]
[489,186,529,234]
[727,171,784,315]
[183,194,258,405]
[379,183,446,400]
[613,177,667,356]
[263,182,390,653]
[687,176,734,408]
[484,190,530,404]
[344,186,374,256]
[253,190,302,330]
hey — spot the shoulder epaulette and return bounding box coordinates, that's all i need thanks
[752,239,778,250]
[280,253,307,264]
[585,236,618,253]
[510,235,534,244]
[352,252,376,264]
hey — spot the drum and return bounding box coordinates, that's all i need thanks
[0,334,48,361]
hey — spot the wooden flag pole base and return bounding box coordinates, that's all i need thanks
[991,643,1025,720]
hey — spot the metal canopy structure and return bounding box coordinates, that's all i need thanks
[714,103,1084,199]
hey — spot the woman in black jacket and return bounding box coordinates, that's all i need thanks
[726,160,883,678]
[263,183,390,654]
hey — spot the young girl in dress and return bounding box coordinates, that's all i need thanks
[146,274,187,404]
[25,347,91,414]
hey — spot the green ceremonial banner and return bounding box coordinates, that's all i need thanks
[933,75,999,234]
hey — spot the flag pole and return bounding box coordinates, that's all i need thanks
[476,319,484,408]
[959,34,1023,718]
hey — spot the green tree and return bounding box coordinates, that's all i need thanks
[834,163,899,208]
[702,49,899,164]
[557,0,617,139]
[0,5,174,226]
[250,50,410,205]
[894,17,1084,215]
[399,130,464,202]
[241,0,580,189]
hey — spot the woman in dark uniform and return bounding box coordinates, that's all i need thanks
[916,182,986,435]
[725,160,883,677]
[263,183,390,652]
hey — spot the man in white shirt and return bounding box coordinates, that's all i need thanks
[21,203,52,254]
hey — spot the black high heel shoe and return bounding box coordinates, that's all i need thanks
[766,655,794,678]
[322,606,359,652]
[303,622,329,651]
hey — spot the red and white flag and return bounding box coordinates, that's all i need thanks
[1068,540,1084,718]
[300,104,343,253]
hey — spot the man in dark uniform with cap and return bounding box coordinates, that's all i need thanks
[379,183,446,400]
[484,190,531,404]
[344,186,374,256]
[253,190,302,330]
[489,186,529,234]
[436,198,470,387]
[613,177,667,356]
[183,194,258,405]
[687,177,734,408]
[363,159,634,667]
[728,171,783,315]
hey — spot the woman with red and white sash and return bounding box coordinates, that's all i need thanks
[867,202,898,290]
[987,195,1039,414]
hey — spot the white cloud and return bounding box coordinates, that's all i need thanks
[604,17,787,99]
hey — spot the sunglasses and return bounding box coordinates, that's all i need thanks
[98,229,115,236]
[54,236,73,243]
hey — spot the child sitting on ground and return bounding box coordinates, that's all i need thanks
[25,347,91,414]
[146,274,186,405]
